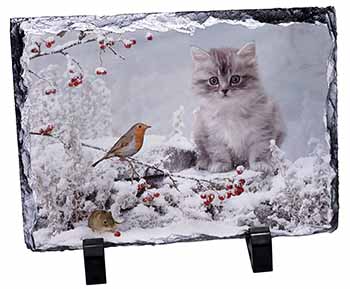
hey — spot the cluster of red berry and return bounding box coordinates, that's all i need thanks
[122,39,137,49]
[30,37,56,54]
[44,87,57,95]
[98,37,115,49]
[200,165,246,206]
[142,192,161,204]
[95,67,107,75]
[39,124,54,136]
[114,231,121,237]
[200,193,215,206]
[68,75,83,87]
[45,37,55,48]
[225,178,245,198]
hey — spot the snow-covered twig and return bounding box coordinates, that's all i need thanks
[28,69,55,87]
[29,32,125,62]
[59,51,84,74]
[107,46,126,60]
[30,131,66,147]
[29,37,97,60]
[172,174,224,190]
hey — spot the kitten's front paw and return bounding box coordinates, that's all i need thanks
[208,162,232,173]
[196,158,210,170]
[249,161,273,174]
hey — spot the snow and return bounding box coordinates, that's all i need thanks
[30,132,335,250]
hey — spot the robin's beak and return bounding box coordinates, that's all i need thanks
[146,125,152,129]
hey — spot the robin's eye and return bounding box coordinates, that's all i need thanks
[138,125,142,128]
[230,75,241,85]
[103,220,107,225]
[208,76,219,86]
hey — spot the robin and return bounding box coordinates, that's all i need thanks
[92,122,151,167]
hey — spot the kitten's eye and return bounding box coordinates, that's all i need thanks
[208,76,219,86]
[230,75,241,85]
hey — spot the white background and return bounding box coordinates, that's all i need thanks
[0,0,348,288]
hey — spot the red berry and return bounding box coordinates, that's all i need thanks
[45,42,52,48]
[234,183,242,189]
[51,88,56,94]
[99,39,104,45]
[204,200,210,206]
[226,192,232,199]
[236,165,245,175]
[100,44,106,49]
[218,195,225,201]
[226,184,233,190]
[146,33,153,40]
[31,47,39,53]
[142,197,148,202]
[208,194,215,201]
[239,179,246,186]
[200,194,207,199]
[234,187,244,196]
[124,43,132,48]
[96,70,102,75]
[153,192,160,198]
[138,184,145,192]
[130,39,136,45]
[114,231,121,237]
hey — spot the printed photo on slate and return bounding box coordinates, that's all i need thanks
[10,7,338,251]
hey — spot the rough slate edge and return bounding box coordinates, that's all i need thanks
[9,6,338,252]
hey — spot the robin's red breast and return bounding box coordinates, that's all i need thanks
[92,122,151,167]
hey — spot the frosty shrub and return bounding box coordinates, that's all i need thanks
[254,141,335,234]
[29,63,114,234]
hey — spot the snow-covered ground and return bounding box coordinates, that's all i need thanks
[31,133,336,250]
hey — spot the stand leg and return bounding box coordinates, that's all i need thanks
[246,227,273,273]
[83,238,107,285]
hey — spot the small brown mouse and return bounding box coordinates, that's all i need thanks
[88,210,119,233]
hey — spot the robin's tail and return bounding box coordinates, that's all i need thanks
[92,156,106,167]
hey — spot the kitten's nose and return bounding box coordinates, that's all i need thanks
[221,89,228,95]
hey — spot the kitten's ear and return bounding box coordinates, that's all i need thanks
[237,42,256,58]
[191,46,210,62]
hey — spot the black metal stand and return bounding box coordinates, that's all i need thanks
[246,227,273,273]
[83,238,107,285]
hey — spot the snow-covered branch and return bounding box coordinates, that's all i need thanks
[29,130,234,192]
[30,37,97,60]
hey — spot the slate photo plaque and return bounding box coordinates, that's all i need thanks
[10,6,338,251]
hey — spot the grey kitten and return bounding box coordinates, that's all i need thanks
[191,43,285,173]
